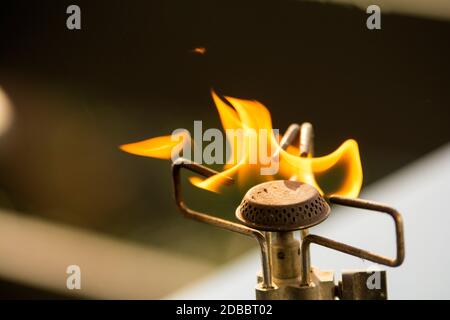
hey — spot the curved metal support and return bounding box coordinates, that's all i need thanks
[172,158,274,288]
[298,122,314,276]
[279,123,301,151]
[300,196,405,286]
[299,122,314,158]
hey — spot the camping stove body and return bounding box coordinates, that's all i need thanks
[254,231,389,300]
[171,123,405,300]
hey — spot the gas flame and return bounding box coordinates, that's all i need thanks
[120,91,363,198]
[191,47,206,55]
[120,133,189,160]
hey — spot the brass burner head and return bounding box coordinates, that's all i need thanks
[236,180,330,231]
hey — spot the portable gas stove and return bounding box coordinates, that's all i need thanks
[171,123,405,300]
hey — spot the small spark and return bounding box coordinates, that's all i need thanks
[191,47,206,55]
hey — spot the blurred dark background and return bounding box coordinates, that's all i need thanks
[0,0,449,298]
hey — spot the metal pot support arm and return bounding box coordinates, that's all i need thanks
[171,158,274,288]
[300,196,405,286]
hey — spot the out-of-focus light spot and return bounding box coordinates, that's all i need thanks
[191,47,206,55]
[0,87,13,136]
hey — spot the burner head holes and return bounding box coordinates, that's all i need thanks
[236,180,330,231]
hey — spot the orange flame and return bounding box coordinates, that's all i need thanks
[120,132,189,159]
[120,91,363,198]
